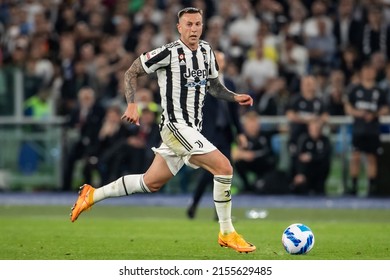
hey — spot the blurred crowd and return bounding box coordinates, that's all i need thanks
[1,0,390,195]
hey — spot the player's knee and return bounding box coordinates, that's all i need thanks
[142,177,161,192]
[146,184,161,192]
[217,160,233,176]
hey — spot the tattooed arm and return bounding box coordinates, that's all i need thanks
[208,77,253,106]
[124,57,148,104]
[121,57,148,124]
[208,77,236,102]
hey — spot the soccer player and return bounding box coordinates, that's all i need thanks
[70,7,255,253]
[345,62,389,196]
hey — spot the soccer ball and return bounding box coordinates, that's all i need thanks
[282,223,315,254]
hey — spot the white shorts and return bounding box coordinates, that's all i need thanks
[152,122,217,175]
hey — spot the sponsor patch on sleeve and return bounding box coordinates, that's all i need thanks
[145,48,162,60]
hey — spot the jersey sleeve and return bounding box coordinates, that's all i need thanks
[209,49,219,79]
[140,46,171,74]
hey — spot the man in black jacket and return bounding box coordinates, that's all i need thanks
[286,75,328,182]
[233,110,277,193]
[291,119,331,195]
[61,87,105,191]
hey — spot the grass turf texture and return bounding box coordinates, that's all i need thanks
[0,205,389,260]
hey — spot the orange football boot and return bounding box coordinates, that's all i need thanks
[70,184,95,222]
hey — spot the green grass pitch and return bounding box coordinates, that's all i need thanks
[0,205,389,260]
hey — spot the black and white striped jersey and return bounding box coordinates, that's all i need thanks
[139,39,219,131]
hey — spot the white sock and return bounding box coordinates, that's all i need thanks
[93,174,150,203]
[213,175,235,234]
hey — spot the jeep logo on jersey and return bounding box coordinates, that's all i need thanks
[183,68,207,79]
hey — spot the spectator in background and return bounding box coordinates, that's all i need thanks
[31,10,59,63]
[357,5,390,62]
[324,69,347,116]
[314,69,329,99]
[55,4,77,34]
[203,15,229,51]
[133,87,160,117]
[378,62,390,106]
[105,105,161,184]
[24,55,44,100]
[279,34,309,93]
[133,0,164,28]
[134,23,158,57]
[83,104,130,186]
[86,11,106,44]
[0,49,7,115]
[28,36,54,84]
[291,119,332,195]
[345,62,389,196]
[75,0,107,24]
[304,17,336,73]
[246,21,279,63]
[326,69,346,94]
[254,77,288,117]
[284,0,307,40]
[370,51,387,82]
[303,0,333,39]
[152,17,176,48]
[113,15,137,52]
[286,75,329,181]
[217,0,237,29]
[332,0,362,61]
[97,34,130,104]
[78,43,99,91]
[254,0,287,34]
[228,0,259,50]
[109,81,159,181]
[326,86,346,117]
[232,110,277,193]
[24,87,52,120]
[7,36,29,68]
[339,46,361,85]
[14,6,33,36]
[241,39,278,96]
[62,87,105,191]
[58,34,82,115]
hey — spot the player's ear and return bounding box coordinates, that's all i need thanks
[177,23,181,33]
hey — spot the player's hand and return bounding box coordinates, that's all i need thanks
[234,94,253,106]
[121,103,140,125]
